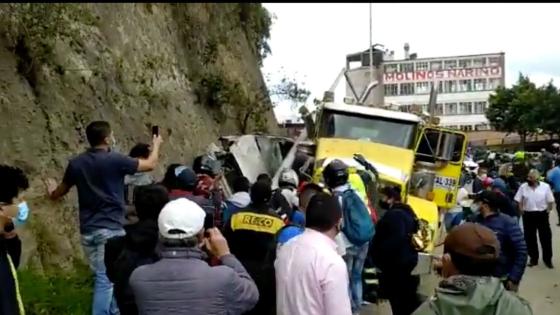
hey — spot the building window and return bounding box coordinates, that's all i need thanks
[400,83,415,95]
[400,63,414,72]
[488,78,501,90]
[459,102,472,114]
[385,64,398,73]
[430,61,442,70]
[445,102,458,115]
[437,81,444,93]
[474,101,486,114]
[458,79,472,92]
[473,57,486,67]
[458,59,472,68]
[488,57,500,66]
[384,84,399,96]
[435,103,444,115]
[416,82,430,94]
[444,80,457,93]
[474,78,486,91]
[416,62,428,71]
[444,60,457,69]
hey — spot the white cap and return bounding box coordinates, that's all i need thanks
[158,198,206,239]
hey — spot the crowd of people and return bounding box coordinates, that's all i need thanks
[0,119,542,315]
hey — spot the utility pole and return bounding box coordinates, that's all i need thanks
[368,2,374,106]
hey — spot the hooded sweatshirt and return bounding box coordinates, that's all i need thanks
[223,191,251,223]
[413,275,533,315]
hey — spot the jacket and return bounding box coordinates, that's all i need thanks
[129,247,259,315]
[105,219,160,315]
[412,275,533,315]
[223,192,251,223]
[0,236,23,315]
[224,205,285,315]
[371,203,418,275]
[475,213,527,283]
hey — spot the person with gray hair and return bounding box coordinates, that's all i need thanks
[129,198,259,315]
[514,168,555,268]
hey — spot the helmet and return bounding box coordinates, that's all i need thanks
[193,154,221,177]
[279,169,299,188]
[322,159,349,188]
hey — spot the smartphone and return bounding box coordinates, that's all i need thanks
[151,125,159,137]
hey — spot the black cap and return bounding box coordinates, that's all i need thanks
[473,190,500,209]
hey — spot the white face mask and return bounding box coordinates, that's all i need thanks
[471,202,481,213]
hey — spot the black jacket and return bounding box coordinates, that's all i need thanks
[105,220,160,315]
[371,203,419,275]
[0,236,22,315]
[223,204,285,315]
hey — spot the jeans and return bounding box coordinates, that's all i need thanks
[344,242,369,312]
[81,228,125,315]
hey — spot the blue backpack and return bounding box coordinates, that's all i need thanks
[335,189,375,247]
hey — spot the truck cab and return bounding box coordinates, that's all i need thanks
[308,102,467,254]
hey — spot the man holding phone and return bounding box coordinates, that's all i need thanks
[47,120,163,315]
[129,198,259,315]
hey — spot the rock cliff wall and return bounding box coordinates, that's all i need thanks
[0,3,277,272]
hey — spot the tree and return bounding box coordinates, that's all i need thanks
[267,74,311,110]
[537,81,560,138]
[486,74,541,148]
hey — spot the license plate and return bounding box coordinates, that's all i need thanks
[434,176,456,189]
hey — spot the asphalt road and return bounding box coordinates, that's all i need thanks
[362,211,560,315]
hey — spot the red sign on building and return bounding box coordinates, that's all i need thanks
[384,66,502,83]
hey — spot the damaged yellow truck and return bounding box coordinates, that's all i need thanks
[304,102,467,274]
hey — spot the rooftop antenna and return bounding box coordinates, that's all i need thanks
[368,3,373,106]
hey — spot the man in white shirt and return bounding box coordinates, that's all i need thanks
[275,192,352,315]
[514,169,555,268]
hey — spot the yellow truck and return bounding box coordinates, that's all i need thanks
[304,102,467,272]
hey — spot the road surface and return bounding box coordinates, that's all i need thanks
[362,211,560,314]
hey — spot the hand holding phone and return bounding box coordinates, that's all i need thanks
[203,228,230,259]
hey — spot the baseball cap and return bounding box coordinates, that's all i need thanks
[444,223,500,261]
[174,166,198,190]
[473,190,499,209]
[158,198,206,239]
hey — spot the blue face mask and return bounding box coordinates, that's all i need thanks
[13,201,30,227]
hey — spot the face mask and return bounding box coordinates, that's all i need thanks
[471,202,481,213]
[109,134,119,153]
[379,199,391,210]
[13,201,30,227]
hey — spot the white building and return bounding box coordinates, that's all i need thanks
[346,45,505,131]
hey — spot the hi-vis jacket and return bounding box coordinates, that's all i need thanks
[224,207,285,315]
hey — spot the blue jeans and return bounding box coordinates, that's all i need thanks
[344,242,369,312]
[81,229,125,315]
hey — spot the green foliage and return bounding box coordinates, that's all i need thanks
[238,4,272,64]
[19,262,92,315]
[0,4,93,65]
[487,73,560,147]
[268,75,311,109]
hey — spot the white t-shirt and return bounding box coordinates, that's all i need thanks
[514,182,555,212]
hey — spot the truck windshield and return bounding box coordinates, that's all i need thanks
[319,110,417,149]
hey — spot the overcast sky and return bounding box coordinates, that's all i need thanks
[262,3,560,122]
